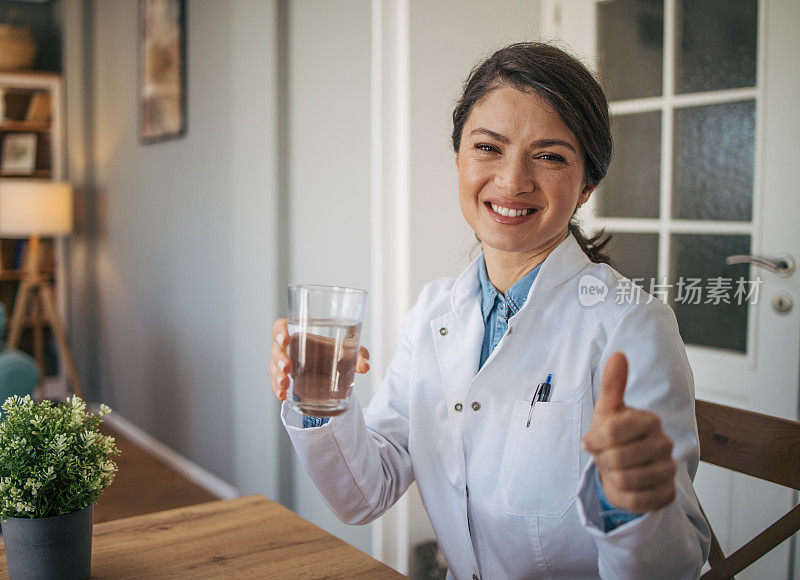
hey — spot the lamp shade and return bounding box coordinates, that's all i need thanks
[0,180,73,236]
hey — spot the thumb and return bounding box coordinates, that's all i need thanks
[595,351,628,417]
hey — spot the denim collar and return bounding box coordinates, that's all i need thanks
[478,254,542,322]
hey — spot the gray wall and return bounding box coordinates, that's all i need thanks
[89,0,282,498]
[85,0,372,551]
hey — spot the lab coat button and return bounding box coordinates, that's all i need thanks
[471,401,481,411]
[439,327,448,336]
[454,403,463,412]
[507,327,513,335]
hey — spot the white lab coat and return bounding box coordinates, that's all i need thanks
[282,233,711,579]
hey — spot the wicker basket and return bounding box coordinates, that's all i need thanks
[0,13,37,71]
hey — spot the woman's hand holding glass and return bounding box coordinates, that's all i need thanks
[269,318,371,402]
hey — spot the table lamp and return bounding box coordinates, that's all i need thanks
[0,180,84,397]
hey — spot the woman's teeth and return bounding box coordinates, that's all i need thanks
[489,203,534,218]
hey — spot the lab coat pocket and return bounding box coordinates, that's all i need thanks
[499,399,580,518]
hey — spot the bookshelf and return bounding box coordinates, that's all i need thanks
[0,72,67,395]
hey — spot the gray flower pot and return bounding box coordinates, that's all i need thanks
[1,503,93,580]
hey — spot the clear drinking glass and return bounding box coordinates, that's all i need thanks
[287,284,368,417]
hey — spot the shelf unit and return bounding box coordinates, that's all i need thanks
[0,71,68,397]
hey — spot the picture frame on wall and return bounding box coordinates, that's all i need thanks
[1,133,38,175]
[139,0,187,144]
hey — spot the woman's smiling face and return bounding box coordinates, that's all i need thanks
[456,85,595,258]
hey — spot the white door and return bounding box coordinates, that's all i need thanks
[546,0,800,577]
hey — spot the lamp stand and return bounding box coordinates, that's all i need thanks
[6,235,84,398]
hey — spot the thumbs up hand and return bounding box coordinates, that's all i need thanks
[581,352,677,513]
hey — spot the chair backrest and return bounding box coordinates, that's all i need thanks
[695,399,800,579]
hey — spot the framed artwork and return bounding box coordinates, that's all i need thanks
[139,0,187,144]
[1,133,37,175]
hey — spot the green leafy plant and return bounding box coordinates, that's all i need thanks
[0,395,120,520]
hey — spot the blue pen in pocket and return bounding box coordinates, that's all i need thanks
[526,373,553,428]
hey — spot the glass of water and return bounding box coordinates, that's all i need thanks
[287,284,368,417]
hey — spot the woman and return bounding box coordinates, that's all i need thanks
[269,42,710,579]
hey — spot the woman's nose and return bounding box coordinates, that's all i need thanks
[493,156,535,194]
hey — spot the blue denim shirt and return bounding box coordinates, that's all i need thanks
[303,255,640,531]
[477,254,540,368]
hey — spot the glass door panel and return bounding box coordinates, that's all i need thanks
[598,0,664,100]
[599,111,661,218]
[606,232,659,283]
[676,0,758,94]
[669,234,751,352]
[672,101,755,221]
[587,0,758,355]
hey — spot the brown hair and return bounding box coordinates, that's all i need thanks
[452,42,612,264]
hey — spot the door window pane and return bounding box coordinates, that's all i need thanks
[676,0,758,94]
[606,232,659,284]
[598,0,664,101]
[599,112,661,218]
[672,101,755,221]
[670,234,751,353]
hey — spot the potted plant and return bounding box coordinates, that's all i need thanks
[0,395,119,579]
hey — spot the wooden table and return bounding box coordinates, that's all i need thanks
[0,495,404,579]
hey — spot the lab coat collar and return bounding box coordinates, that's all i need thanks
[450,254,483,314]
[526,232,592,303]
[449,232,591,313]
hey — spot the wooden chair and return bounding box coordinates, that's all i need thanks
[695,399,800,579]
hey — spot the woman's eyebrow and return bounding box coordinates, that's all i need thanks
[532,139,577,153]
[470,128,511,144]
[469,128,577,153]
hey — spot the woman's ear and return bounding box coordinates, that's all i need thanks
[578,181,596,207]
